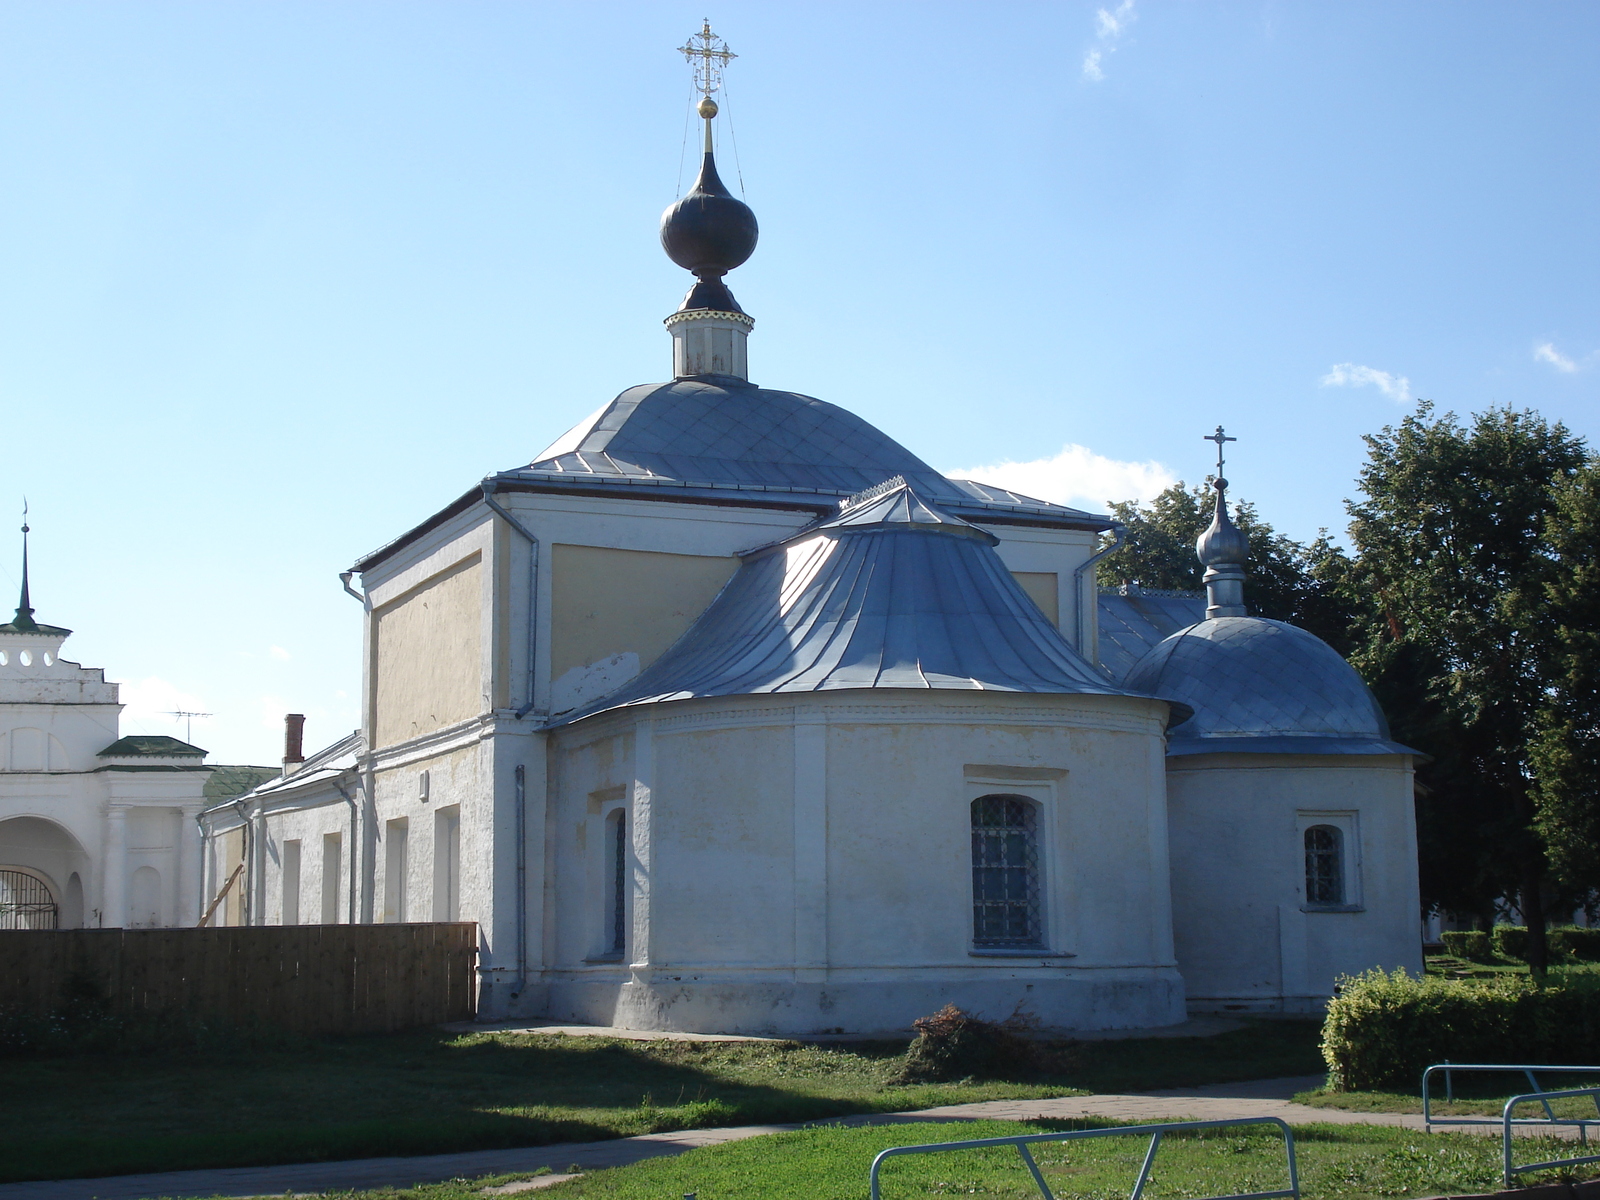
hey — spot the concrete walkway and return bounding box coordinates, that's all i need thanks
[0,1076,1560,1200]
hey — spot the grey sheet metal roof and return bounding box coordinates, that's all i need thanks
[1123,616,1419,757]
[1097,590,1207,681]
[504,376,1110,528]
[354,377,1112,572]
[552,478,1183,727]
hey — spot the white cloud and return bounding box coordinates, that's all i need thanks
[948,443,1177,512]
[1320,362,1413,404]
[1084,0,1136,82]
[1534,342,1579,373]
[114,676,209,729]
[1097,0,1136,38]
[269,644,292,661]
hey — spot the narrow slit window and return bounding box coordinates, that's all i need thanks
[1305,825,1344,906]
[609,810,627,956]
[971,795,1042,947]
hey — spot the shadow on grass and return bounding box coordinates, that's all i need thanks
[0,1018,1327,1184]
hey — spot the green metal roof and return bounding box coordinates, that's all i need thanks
[97,735,207,759]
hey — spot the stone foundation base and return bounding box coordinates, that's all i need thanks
[510,968,1186,1036]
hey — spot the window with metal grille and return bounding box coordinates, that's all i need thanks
[0,869,58,930]
[609,810,627,955]
[971,795,1041,946]
[1305,825,1344,906]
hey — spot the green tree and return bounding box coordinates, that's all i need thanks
[1344,402,1591,976]
[1098,481,1356,651]
[1530,461,1600,900]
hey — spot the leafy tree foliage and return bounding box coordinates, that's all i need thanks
[1096,406,1600,960]
[1530,461,1600,898]
[1344,403,1592,974]
[1097,481,1356,651]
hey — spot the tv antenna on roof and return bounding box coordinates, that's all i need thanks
[165,710,212,743]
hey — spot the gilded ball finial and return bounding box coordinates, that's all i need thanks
[697,96,718,119]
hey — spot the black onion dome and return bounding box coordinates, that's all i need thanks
[1196,482,1249,567]
[660,151,758,280]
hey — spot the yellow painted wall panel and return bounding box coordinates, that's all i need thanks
[373,554,484,748]
[1012,571,1060,627]
[550,545,738,679]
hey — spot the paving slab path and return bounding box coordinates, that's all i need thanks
[2,1076,1568,1200]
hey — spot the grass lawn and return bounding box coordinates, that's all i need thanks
[1425,953,1600,981]
[0,1019,1323,1184]
[1297,1069,1600,1118]
[200,1118,1600,1200]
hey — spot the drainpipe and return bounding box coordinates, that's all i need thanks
[194,808,209,925]
[338,571,365,604]
[231,797,254,925]
[481,480,537,1009]
[512,763,527,1001]
[480,481,542,719]
[334,778,360,925]
[1072,523,1126,663]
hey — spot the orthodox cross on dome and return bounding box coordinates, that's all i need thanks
[1204,425,1237,482]
[679,20,736,100]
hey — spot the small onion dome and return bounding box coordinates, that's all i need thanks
[660,150,758,281]
[1196,478,1249,567]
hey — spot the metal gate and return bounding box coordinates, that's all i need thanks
[0,869,58,929]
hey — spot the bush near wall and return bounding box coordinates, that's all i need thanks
[1565,928,1600,961]
[1322,968,1600,1092]
[1441,931,1492,961]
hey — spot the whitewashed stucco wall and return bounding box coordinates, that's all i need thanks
[540,689,1184,1036]
[1165,753,1421,1012]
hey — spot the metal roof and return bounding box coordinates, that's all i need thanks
[552,478,1178,726]
[1123,616,1418,756]
[1097,590,1207,682]
[508,376,1109,527]
[354,378,1112,572]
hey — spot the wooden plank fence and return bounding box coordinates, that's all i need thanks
[0,923,477,1035]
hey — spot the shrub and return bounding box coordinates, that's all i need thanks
[1487,925,1600,961]
[1491,925,1529,960]
[1562,927,1600,961]
[892,1004,1074,1083]
[1322,968,1600,1091]
[1440,931,1491,961]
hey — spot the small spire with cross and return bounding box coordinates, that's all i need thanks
[15,499,35,631]
[1203,425,1237,482]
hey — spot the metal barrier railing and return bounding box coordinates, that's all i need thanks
[1502,1087,1600,1187]
[1421,1063,1600,1130]
[868,1117,1300,1200]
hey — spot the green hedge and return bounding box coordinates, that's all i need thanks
[1479,925,1600,962]
[1322,968,1600,1091]
[1492,925,1529,960]
[1440,931,1491,961]
[1564,928,1600,961]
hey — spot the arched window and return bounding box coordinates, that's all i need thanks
[971,795,1041,947]
[608,809,627,956]
[1305,825,1344,906]
[0,868,57,930]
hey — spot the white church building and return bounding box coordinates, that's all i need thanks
[203,47,1423,1033]
[0,531,221,931]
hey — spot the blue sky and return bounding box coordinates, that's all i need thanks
[2,2,1595,764]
